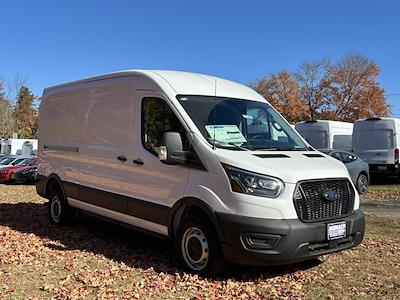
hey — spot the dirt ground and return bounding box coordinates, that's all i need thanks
[0,185,399,299]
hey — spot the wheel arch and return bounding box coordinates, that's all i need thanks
[44,174,67,200]
[359,170,369,181]
[168,197,225,242]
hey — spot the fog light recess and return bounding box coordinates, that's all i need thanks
[242,233,281,250]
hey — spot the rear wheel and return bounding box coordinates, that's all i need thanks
[356,173,369,194]
[175,215,226,276]
[48,186,74,226]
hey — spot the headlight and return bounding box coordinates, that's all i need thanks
[222,164,284,198]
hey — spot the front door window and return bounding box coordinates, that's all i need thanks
[142,97,187,157]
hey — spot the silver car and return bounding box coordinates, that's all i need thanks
[320,149,370,194]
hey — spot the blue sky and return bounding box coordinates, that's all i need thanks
[1,0,399,115]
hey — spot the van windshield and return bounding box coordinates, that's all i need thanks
[301,130,328,149]
[355,129,394,150]
[177,95,308,151]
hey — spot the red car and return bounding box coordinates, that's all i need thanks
[0,157,37,183]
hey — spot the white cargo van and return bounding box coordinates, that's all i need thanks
[295,120,353,151]
[36,70,364,275]
[353,117,400,174]
[0,138,38,155]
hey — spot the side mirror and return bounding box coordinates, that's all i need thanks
[159,132,186,164]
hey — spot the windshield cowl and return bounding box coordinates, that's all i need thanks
[212,143,310,152]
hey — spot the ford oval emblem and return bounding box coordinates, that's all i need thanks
[323,190,341,201]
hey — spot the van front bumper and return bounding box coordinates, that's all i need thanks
[216,209,365,266]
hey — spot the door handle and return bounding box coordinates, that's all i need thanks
[117,155,127,162]
[133,159,144,165]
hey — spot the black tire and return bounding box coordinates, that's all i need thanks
[175,215,227,277]
[356,173,369,195]
[48,185,74,226]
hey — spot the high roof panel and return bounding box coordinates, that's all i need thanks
[45,70,265,102]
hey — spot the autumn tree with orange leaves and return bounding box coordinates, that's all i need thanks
[251,71,307,123]
[252,53,390,123]
[325,53,389,121]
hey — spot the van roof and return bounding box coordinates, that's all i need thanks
[44,70,264,102]
[355,117,400,122]
[354,117,400,129]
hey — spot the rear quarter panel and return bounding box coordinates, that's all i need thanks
[38,87,84,188]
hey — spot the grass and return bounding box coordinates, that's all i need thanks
[0,185,399,299]
[369,184,400,192]
[361,178,400,202]
[304,212,400,299]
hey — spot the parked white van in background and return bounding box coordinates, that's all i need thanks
[1,138,38,155]
[295,120,353,151]
[36,70,364,275]
[353,117,400,175]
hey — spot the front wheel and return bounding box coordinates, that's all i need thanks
[175,216,226,276]
[356,173,369,195]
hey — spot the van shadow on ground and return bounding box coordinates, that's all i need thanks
[0,201,321,280]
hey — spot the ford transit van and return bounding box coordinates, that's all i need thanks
[295,120,353,151]
[36,70,365,275]
[353,117,400,175]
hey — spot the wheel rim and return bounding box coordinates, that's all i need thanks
[358,174,368,194]
[181,227,209,271]
[50,196,62,223]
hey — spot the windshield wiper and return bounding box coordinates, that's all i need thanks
[208,138,251,151]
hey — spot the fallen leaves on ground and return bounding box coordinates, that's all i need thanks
[362,182,400,202]
[0,185,399,299]
[361,190,400,202]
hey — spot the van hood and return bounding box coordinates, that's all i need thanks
[216,150,350,184]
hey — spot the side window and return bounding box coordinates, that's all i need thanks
[142,97,187,156]
[270,122,290,143]
[246,107,289,142]
[331,151,342,161]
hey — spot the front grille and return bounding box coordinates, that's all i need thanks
[293,179,355,222]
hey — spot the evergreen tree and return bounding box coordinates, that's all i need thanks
[14,86,38,138]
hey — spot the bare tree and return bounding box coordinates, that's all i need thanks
[0,104,15,138]
[294,59,332,120]
[6,73,27,104]
[0,78,15,138]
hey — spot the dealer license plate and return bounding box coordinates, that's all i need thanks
[327,221,346,241]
